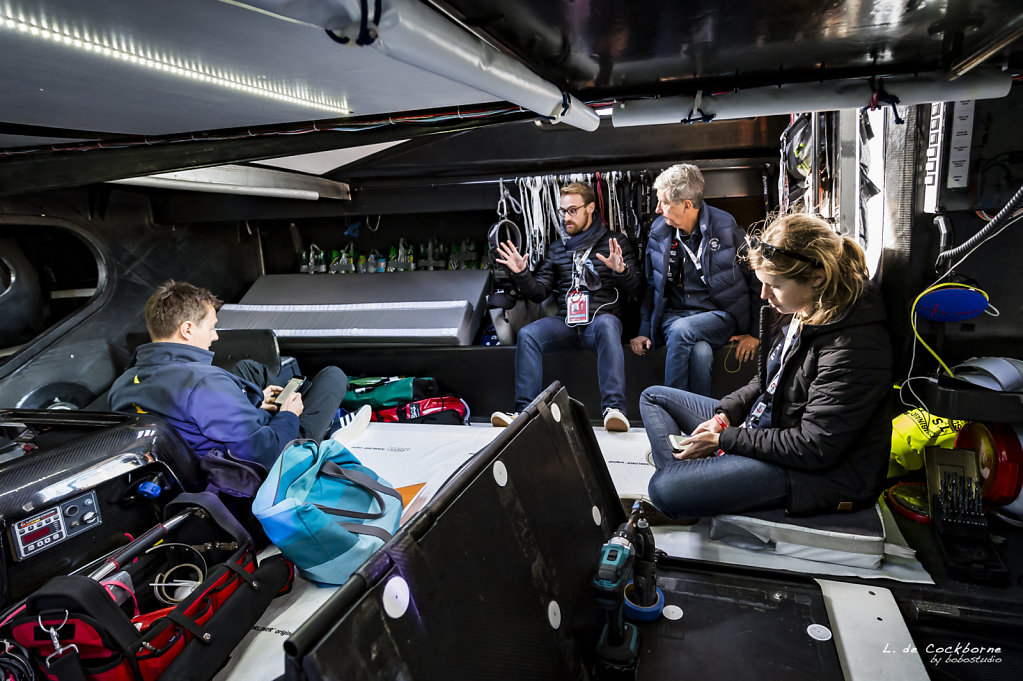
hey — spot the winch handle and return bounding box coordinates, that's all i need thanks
[88,508,198,581]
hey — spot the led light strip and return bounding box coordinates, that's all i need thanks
[0,12,349,114]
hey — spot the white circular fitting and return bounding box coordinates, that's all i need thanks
[547,600,562,629]
[591,506,602,526]
[662,605,683,621]
[492,461,508,487]
[382,576,410,619]
[551,403,561,422]
[806,623,832,641]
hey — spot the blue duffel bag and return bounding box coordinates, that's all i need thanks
[252,438,403,585]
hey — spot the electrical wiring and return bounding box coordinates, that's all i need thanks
[144,543,208,606]
[933,213,1023,285]
[0,104,528,158]
[937,183,1023,266]
[0,639,33,681]
[900,210,1023,406]
[908,283,989,378]
[152,562,205,605]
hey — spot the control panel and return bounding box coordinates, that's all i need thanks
[10,491,102,561]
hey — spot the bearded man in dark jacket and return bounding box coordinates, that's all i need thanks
[491,182,643,432]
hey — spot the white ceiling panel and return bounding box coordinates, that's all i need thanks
[0,0,497,136]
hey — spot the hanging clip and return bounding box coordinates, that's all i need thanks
[681,90,716,124]
[548,92,572,124]
[40,612,79,668]
[324,0,382,46]
[863,77,904,124]
[497,178,509,220]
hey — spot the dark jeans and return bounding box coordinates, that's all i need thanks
[514,314,626,414]
[639,385,788,517]
[661,309,734,395]
[232,360,348,442]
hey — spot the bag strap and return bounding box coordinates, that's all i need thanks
[337,522,393,542]
[47,650,89,681]
[316,460,402,520]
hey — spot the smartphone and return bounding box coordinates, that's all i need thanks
[668,434,690,453]
[273,376,305,406]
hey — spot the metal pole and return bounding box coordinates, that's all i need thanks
[948,14,1023,79]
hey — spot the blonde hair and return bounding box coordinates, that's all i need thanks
[748,213,868,326]
[560,182,596,205]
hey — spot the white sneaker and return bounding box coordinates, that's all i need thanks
[603,407,630,433]
[490,411,519,427]
[330,404,372,445]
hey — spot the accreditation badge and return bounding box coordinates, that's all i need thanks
[566,289,590,324]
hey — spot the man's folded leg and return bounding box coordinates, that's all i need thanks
[298,366,349,441]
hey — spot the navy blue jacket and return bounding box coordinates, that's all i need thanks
[638,206,760,345]
[109,342,299,468]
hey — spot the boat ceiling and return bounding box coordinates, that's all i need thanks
[0,0,1020,192]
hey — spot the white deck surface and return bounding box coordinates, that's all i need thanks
[217,421,933,680]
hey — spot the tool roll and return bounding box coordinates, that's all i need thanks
[3,492,294,681]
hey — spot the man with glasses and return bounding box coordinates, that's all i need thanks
[630,164,761,395]
[491,182,642,431]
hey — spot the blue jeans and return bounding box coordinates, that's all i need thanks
[639,386,788,517]
[661,310,734,395]
[515,314,626,414]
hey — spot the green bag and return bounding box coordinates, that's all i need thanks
[341,376,440,410]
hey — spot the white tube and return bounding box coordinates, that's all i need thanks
[241,0,599,131]
[613,69,1012,128]
[108,177,321,200]
[374,0,597,131]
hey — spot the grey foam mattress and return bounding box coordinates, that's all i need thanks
[217,270,492,346]
[709,505,887,569]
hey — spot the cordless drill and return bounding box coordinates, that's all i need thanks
[592,513,640,670]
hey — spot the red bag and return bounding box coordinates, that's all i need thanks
[372,396,469,425]
[6,493,294,681]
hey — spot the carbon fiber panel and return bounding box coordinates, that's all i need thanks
[0,411,205,605]
[0,413,203,516]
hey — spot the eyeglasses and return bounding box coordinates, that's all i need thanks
[558,205,587,218]
[747,235,822,268]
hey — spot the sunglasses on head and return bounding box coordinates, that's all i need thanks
[747,235,822,268]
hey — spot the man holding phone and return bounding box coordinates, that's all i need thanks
[110,280,348,468]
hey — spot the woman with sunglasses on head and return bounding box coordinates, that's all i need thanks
[640,213,892,518]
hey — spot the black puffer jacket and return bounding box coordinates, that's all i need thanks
[717,283,892,515]
[510,219,643,318]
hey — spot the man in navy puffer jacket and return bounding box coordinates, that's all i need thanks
[110,281,347,469]
[631,164,762,395]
